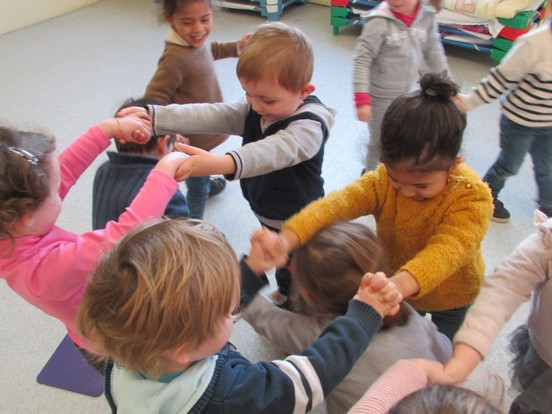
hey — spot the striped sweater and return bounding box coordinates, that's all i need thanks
[459,19,552,127]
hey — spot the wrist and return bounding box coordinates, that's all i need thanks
[98,119,119,139]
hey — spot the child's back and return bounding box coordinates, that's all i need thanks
[92,98,189,229]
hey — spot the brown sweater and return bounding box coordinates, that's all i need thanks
[145,31,239,150]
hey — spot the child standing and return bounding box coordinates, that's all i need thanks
[353,0,449,171]
[76,218,402,413]
[256,72,493,341]
[437,210,552,414]
[145,0,250,219]
[455,18,552,223]
[0,117,187,355]
[92,98,189,230]
[242,222,452,413]
[121,22,336,308]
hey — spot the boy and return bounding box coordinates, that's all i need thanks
[120,22,336,307]
[77,218,402,413]
[92,98,190,229]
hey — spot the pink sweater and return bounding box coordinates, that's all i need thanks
[348,360,427,413]
[0,125,178,349]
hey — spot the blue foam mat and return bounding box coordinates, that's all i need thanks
[36,334,103,397]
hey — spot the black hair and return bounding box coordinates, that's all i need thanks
[380,72,466,171]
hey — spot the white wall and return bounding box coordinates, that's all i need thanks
[0,0,98,35]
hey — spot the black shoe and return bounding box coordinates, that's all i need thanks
[492,198,510,223]
[209,177,226,197]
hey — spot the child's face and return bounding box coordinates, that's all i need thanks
[29,154,62,235]
[387,0,418,15]
[240,77,312,123]
[168,0,212,48]
[385,161,450,201]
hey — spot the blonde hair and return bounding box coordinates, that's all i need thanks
[236,22,314,92]
[77,218,240,377]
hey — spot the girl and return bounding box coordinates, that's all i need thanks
[0,117,187,355]
[256,72,494,341]
[353,0,449,171]
[243,221,452,413]
[439,210,552,414]
[145,0,250,218]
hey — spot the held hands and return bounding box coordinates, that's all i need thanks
[354,272,403,318]
[101,115,152,145]
[250,228,289,268]
[356,105,372,122]
[174,143,235,181]
[154,151,190,181]
[116,106,152,142]
[246,228,282,274]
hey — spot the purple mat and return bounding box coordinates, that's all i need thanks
[37,334,103,397]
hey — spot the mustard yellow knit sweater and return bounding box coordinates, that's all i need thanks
[284,164,493,311]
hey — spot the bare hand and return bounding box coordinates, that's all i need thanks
[250,228,289,268]
[154,151,190,180]
[356,105,372,122]
[355,273,403,317]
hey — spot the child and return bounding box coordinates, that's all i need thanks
[92,98,190,230]
[76,218,402,413]
[455,17,552,223]
[353,0,449,171]
[0,117,188,356]
[121,21,336,308]
[436,210,552,414]
[255,72,493,341]
[348,359,503,413]
[145,0,250,219]
[242,221,452,413]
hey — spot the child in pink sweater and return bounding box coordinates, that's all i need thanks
[0,116,188,356]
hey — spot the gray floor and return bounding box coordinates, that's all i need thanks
[0,0,536,412]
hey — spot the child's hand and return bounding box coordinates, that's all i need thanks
[442,343,483,384]
[409,359,447,385]
[246,228,281,274]
[354,272,402,318]
[100,116,152,145]
[175,134,190,145]
[238,33,252,52]
[174,143,235,180]
[250,229,289,268]
[116,106,149,119]
[356,105,372,122]
[154,151,190,180]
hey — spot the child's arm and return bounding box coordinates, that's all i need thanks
[224,275,401,413]
[348,359,432,414]
[56,117,151,199]
[211,35,251,59]
[173,144,236,180]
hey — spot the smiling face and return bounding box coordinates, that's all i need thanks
[385,161,452,201]
[168,0,212,48]
[240,77,313,123]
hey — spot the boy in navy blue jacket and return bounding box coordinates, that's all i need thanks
[77,219,401,413]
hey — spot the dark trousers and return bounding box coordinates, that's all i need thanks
[417,304,470,342]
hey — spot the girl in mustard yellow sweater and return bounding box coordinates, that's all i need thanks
[255,72,493,340]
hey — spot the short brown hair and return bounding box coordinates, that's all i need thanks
[236,22,314,92]
[292,221,388,316]
[77,218,240,377]
[0,127,55,241]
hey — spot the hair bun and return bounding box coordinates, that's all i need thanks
[419,71,459,100]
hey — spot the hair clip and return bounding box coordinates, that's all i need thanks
[7,146,39,165]
[425,88,437,97]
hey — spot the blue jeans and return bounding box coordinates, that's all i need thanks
[186,176,210,219]
[484,115,552,210]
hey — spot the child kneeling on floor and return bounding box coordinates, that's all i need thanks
[77,218,401,413]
